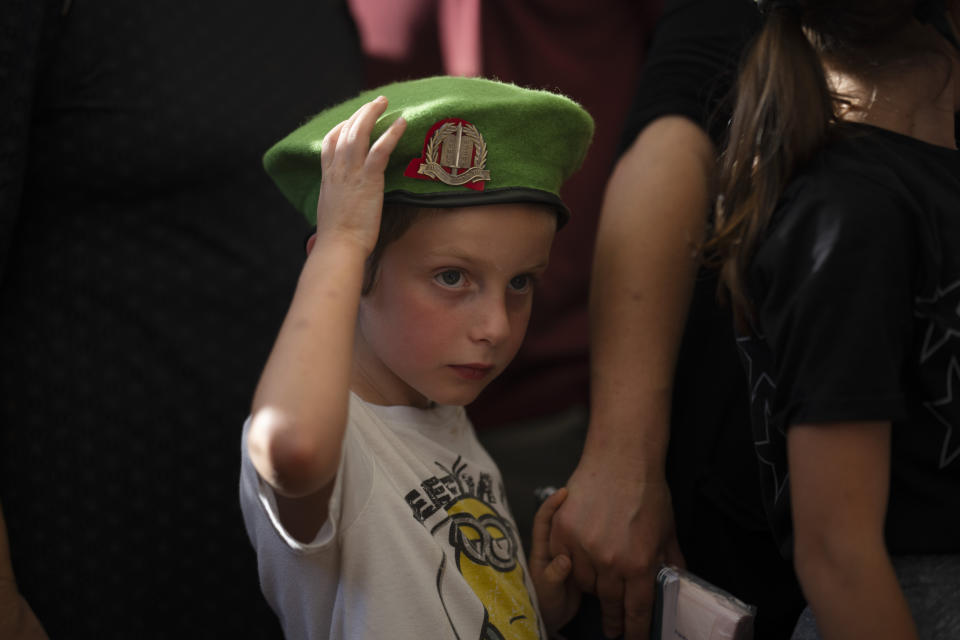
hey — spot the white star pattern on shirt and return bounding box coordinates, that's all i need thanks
[737,335,777,404]
[923,356,960,469]
[916,278,960,363]
[737,336,790,502]
[757,398,790,501]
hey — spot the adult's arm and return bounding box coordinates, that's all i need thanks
[550,114,716,640]
[788,421,918,640]
[547,2,760,637]
[0,504,48,640]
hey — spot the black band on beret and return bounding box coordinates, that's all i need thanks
[302,186,571,247]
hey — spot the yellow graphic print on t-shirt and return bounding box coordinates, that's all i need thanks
[446,496,540,639]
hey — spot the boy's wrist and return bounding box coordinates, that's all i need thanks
[308,229,374,263]
[295,232,371,298]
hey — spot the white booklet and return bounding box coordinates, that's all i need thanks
[651,565,756,640]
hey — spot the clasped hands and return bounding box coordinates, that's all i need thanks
[532,465,684,639]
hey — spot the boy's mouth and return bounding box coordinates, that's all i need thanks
[448,364,494,380]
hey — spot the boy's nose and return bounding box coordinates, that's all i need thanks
[469,294,511,345]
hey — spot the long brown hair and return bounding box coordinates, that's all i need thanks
[707,0,918,328]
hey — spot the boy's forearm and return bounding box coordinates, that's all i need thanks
[249,235,368,498]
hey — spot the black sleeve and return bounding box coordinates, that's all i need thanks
[0,0,56,278]
[752,172,918,427]
[618,0,761,153]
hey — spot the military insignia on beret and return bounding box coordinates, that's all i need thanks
[404,118,491,191]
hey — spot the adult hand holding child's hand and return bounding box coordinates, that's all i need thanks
[550,455,684,640]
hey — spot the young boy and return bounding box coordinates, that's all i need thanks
[239,76,593,639]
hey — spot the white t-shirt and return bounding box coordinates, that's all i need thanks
[239,393,547,639]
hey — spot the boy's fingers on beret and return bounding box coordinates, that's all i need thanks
[351,97,390,158]
[333,100,369,159]
[338,97,388,165]
[320,121,347,170]
[367,117,407,173]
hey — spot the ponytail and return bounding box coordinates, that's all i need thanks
[707,7,835,328]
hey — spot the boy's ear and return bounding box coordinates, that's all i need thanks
[305,233,318,255]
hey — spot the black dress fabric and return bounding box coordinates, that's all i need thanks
[618,1,806,637]
[0,1,362,637]
[619,0,759,150]
[741,123,960,558]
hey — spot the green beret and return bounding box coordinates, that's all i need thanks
[263,76,594,228]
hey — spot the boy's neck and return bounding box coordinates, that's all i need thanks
[350,337,433,409]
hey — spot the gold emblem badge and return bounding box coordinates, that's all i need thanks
[404,118,491,191]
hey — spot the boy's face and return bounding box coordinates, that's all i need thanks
[353,203,556,408]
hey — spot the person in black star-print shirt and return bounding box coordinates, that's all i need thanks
[708,0,960,638]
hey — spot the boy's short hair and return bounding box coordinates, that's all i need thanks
[263,76,594,230]
[361,203,424,295]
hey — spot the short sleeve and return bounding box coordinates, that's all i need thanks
[618,0,761,152]
[239,416,373,554]
[751,172,918,426]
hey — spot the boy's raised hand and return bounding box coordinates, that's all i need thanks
[529,487,581,633]
[314,96,406,254]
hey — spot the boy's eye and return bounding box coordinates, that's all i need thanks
[435,269,465,288]
[508,275,531,292]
